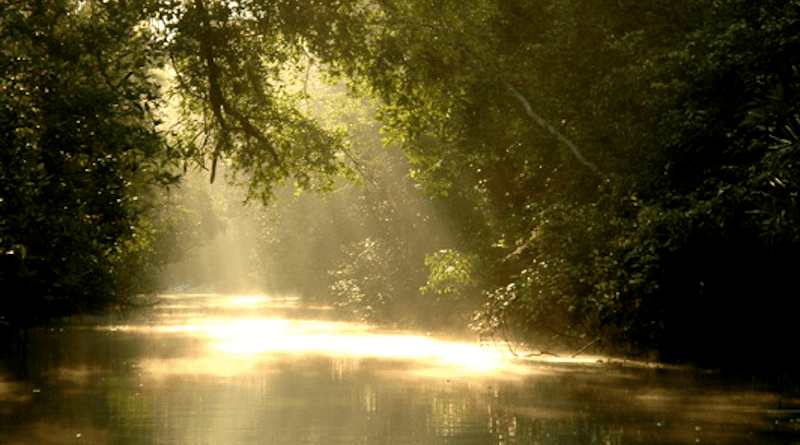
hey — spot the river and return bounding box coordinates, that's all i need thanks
[0,294,797,444]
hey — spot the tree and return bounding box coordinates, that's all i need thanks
[0,0,367,325]
[0,0,179,326]
[314,0,699,351]
[604,0,800,372]
[156,0,371,201]
[308,0,800,373]
[4,0,797,378]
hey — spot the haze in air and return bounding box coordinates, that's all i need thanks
[1,4,799,443]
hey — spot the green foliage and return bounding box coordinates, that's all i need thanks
[2,0,796,379]
[323,0,690,346]
[322,0,800,374]
[418,249,481,327]
[421,249,477,297]
[605,0,800,370]
[0,0,178,326]
[329,237,404,323]
[157,0,362,202]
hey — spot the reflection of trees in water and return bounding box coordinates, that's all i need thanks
[1,296,796,445]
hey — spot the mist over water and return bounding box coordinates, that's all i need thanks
[1,293,797,445]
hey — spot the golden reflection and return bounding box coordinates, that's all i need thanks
[117,294,535,381]
[0,377,31,404]
[137,355,265,379]
[226,295,302,308]
[3,293,793,445]
[209,318,506,373]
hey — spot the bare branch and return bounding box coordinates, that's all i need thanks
[507,84,603,176]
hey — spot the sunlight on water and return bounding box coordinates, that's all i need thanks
[225,294,304,308]
[117,294,531,381]
[209,318,502,372]
[2,293,796,445]
[99,294,608,382]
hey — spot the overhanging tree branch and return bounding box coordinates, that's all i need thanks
[192,0,282,183]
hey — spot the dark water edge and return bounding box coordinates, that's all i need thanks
[1,297,799,445]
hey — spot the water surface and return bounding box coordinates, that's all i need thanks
[1,294,797,444]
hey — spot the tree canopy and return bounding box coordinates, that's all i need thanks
[2,0,798,378]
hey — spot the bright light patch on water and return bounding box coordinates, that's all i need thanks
[111,294,536,381]
[4,293,793,445]
[226,295,302,307]
[209,319,502,373]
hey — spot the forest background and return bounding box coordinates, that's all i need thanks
[2,0,798,380]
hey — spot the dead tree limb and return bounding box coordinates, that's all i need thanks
[507,84,603,176]
[572,337,602,357]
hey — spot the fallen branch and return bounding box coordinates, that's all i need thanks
[523,349,560,358]
[572,337,602,357]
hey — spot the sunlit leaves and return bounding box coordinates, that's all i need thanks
[158,0,374,203]
[421,249,477,299]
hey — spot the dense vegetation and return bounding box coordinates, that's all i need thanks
[2,0,798,377]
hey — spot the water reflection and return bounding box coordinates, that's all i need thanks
[0,294,797,445]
